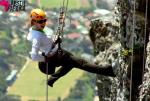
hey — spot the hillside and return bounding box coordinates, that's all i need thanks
[8,61,84,101]
[31,0,90,9]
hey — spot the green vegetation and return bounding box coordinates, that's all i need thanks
[31,0,90,9]
[8,61,84,100]
[0,31,8,38]
[63,73,95,101]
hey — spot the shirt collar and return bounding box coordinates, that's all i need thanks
[32,26,45,33]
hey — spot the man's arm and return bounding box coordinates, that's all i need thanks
[45,36,62,59]
[30,38,45,62]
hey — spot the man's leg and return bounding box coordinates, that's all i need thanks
[47,66,73,87]
[38,62,56,75]
[61,50,116,77]
[75,59,116,77]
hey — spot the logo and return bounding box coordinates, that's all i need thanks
[0,0,25,12]
[0,0,10,11]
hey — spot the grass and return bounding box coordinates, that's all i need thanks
[8,60,84,101]
[31,0,90,9]
[0,31,7,38]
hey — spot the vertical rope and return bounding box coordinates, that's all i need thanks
[46,62,48,101]
[143,0,148,100]
[142,0,148,80]
[45,0,69,100]
[61,0,69,38]
[130,0,136,101]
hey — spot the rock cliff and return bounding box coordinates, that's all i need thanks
[89,0,150,100]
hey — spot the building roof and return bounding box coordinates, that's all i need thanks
[94,9,111,15]
[67,33,81,39]
[6,70,18,81]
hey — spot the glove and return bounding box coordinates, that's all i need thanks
[54,35,62,44]
[42,52,49,62]
[42,52,46,57]
[55,36,62,43]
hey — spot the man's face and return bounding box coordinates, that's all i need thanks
[34,19,47,30]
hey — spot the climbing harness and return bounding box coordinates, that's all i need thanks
[45,0,69,101]
[130,0,136,100]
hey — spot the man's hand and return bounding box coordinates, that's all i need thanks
[42,52,57,62]
[47,52,56,58]
[46,51,58,62]
[42,52,48,62]
[56,37,62,43]
[53,35,62,44]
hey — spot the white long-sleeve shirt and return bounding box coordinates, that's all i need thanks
[27,28,58,62]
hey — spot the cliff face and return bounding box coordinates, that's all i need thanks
[89,0,150,100]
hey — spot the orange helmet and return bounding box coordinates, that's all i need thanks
[30,9,46,20]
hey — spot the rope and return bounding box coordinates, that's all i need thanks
[142,0,148,81]
[130,0,136,100]
[57,0,69,54]
[46,62,49,101]
[62,0,69,29]
[57,0,69,38]
[45,0,69,100]
[142,0,148,100]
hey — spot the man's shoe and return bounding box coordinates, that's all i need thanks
[47,80,54,87]
[98,64,116,77]
[47,76,58,87]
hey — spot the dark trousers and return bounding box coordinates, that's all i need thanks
[38,49,115,86]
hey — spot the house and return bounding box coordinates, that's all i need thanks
[6,70,18,86]
[66,32,81,39]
